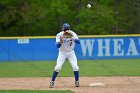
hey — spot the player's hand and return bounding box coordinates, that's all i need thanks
[60,36,63,44]
[71,37,75,41]
[63,31,73,38]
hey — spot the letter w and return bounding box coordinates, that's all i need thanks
[80,39,94,56]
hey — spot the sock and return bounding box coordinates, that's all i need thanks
[51,71,58,81]
[74,71,79,81]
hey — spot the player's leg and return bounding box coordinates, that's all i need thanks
[50,51,66,88]
[68,51,79,87]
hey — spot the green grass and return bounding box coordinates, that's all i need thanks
[0,90,74,93]
[0,59,140,77]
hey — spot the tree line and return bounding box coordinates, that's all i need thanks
[0,0,140,36]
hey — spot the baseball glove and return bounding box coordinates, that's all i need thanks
[63,31,73,38]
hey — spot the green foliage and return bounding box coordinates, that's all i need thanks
[115,0,140,34]
[0,0,139,36]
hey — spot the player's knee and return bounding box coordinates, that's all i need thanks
[54,66,61,72]
[73,66,79,71]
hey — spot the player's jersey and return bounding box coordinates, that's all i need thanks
[56,30,79,52]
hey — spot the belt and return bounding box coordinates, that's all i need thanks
[59,49,74,52]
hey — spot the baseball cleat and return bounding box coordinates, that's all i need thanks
[49,81,55,88]
[75,81,79,87]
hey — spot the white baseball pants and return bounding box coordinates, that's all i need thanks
[54,50,79,72]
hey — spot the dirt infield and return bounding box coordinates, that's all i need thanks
[0,77,140,93]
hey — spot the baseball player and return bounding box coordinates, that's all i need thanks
[49,23,80,88]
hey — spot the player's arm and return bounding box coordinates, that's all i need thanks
[55,42,61,48]
[55,34,63,48]
[74,39,80,44]
[72,32,80,44]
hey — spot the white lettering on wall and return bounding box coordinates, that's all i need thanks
[97,39,111,56]
[80,39,95,56]
[113,39,124,56]
[126,38,139,56]
[18,38,29,44]
[139,38,140,45]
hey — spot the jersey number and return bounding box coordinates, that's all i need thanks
[70,40,72,46]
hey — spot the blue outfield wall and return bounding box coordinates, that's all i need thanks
[0,35,140,61]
